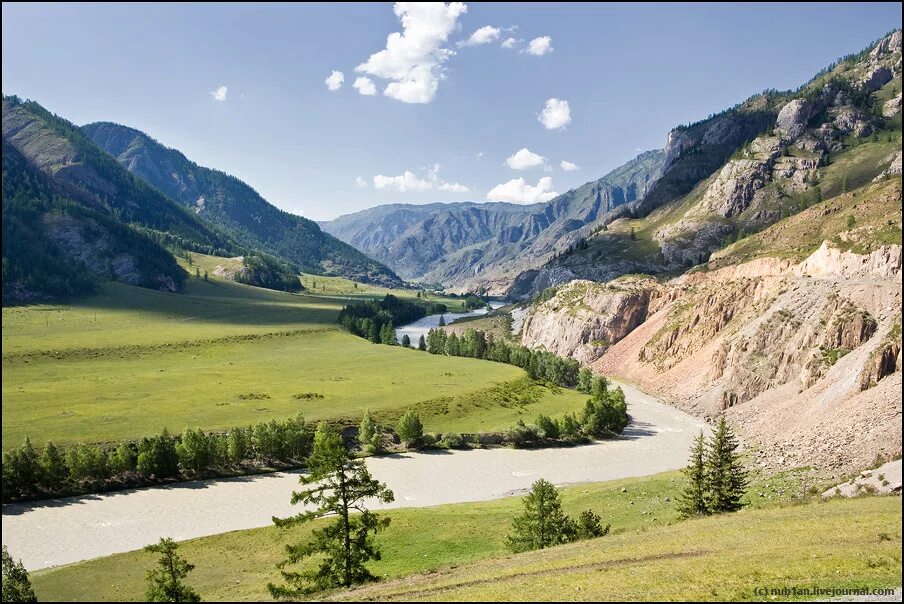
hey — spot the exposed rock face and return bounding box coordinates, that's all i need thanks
[523,234,902,478]
[776,99,816,138]
[521,277,659,364]
[874,150,902,181]
[883,93,902,117]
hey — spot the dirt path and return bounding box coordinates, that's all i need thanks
[1,381,707,570]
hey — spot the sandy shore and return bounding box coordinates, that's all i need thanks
[2,381,707,570]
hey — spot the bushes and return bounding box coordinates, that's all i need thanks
[506,376,630,447]
[396,410,424,449]
[1,414,313,503]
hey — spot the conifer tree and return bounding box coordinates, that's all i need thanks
[506,479,574,552]
[144,538,200,602]
[269,423,394,597]
[705,417,748,513]
[1,546,36,603]
[678,431,709,518]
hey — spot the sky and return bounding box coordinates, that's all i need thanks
[2,3,901,221]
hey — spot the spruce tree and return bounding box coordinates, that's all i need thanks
[400,334,411,348]
[678,431,709,518]
[705,418,748,513]
[39,441,67,489]
[144,538,200,602]
[438,314,446,327]
[506,478,574,552]
[269,423,394,597]
[417,335,427,351]
[1,546,36,603]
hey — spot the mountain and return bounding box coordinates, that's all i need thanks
[81,122,402,287]
[322,150,664,291]
[2,95,235,302]
[515,30,903,476]
[510,30,903,298]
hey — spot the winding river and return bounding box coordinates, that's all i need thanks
[1,381,706,571]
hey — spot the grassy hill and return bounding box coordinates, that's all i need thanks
[1,261,586,448]
[28,470,900,602]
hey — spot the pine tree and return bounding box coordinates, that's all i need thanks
[678,431,709,518]
[438,314,446,327]
[144,538,200,602]
[506,478,574,552]
[705,418,748,513]
[417,335,427,351]
[269,423,394,597]
[576,509,609,539]
[1,546,36,603]
[401,334,411,348]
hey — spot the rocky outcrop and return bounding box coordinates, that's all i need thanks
[776,99,816,139]
[882,93,902,118]
[874,149,903,182]
[521,277,659,364]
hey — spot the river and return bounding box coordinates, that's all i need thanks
[395,301,506,346]
[1,381,706,571]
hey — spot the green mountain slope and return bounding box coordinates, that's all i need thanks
[82,122,402,286]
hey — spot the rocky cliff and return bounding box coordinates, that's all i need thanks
[519,175,903,477]
[508,30,903,299]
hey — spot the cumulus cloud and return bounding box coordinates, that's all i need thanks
[500,37,519,49]
[560,160,579,171]
[486,176,557,204]
[210,85,228,101]
[524,36,553,56]
[438,182,469,193]
[505,148,547,170]
[538,98,571,129]
[355,2,467,104]
[324,71,344,91]
[355,176,368,188]
[373,164,468,194]
[458,25,501,47]
[353,77,377,96]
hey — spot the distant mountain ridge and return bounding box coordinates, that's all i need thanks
[82,122,401,286]
[322,149,665,289]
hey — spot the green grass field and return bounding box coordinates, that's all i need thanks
[29,471,900,602]
[2,264,587,448]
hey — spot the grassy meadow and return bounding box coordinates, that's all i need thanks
[2,259,586,448]
[29,470,901,602]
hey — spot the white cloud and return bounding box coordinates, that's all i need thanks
[487,176,557,204]
[324,71,344,91]
[458,25,500,47]
[560,160,579,171]
[524,36,553,56]
[353,77,377,96]
[501,37,519,49]
[210,86,228,101]
[438,182,469,193]
[538,98,571,129]
[505,148,547,170]
[355,2,467,104]
[355,176,368,188]
[373,164,468,194]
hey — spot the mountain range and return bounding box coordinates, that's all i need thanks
[1,97,401,302]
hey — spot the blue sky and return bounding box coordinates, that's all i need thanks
[2,3,900,220]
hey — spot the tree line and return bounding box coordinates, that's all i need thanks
[426,327,583,389]
[2,417,750,601]
[1,414,311,503]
